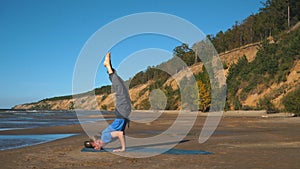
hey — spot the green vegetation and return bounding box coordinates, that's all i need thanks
[257,97,277,113]
[95,85,111,95]
[164,85,180,110]
[42,95,73,102]
[209,0,300,53]
[138,98,151,110]
[41,85,112,102]
[128,41,204,90]
[101,104,108,110]
[173,43,198,66]
[214,0,300,110]
[30,101,51,110]
[226,27,300,110]
[69,101,74,110]
[282,87,300,115]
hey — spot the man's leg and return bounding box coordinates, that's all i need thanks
[103,52,131,118]
[103,52,130,152]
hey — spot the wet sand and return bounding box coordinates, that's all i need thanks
[0,112,299,169]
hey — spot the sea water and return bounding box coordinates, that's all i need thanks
[0,134,76,150]
[0,110,110,150]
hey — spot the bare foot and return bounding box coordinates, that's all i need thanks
[103,52,111,68]
[113,148,125,152]
[103,52,114,74]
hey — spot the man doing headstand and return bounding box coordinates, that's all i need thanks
[89,52,131,152]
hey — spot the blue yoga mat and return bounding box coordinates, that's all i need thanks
[81,147,213,155]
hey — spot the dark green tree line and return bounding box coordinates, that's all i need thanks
[209,0,300,53]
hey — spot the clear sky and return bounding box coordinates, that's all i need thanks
[0,0,265,109]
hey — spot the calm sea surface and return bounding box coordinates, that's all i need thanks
[0,110,109,150]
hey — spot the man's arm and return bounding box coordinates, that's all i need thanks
[111,131,125,152]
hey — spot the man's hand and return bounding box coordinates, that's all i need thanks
[113,148,125,152]
[111,131,126,152]
[91,140,102,150]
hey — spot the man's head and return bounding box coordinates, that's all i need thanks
[84,135,104,150]
[84,140,94,148]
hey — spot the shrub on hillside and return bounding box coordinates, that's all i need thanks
[257,97,277,113]
[282,88,300,116]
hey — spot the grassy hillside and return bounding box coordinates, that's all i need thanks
[227,27,300,113]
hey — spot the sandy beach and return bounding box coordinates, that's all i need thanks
[0,112,299,169]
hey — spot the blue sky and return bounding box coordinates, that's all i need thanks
[0,0,265,108]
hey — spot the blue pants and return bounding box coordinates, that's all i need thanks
[101,118,128,143]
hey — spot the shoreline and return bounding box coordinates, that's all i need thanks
[132,110,296,117]
[1,108,296,119]
[0,113,299,168]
